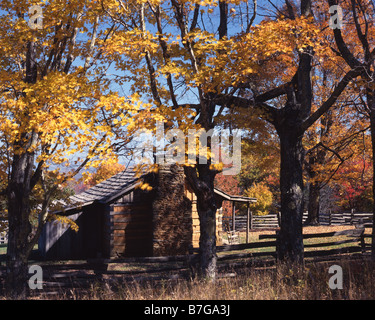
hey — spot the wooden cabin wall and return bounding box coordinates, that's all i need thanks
[38,212,82,259]
[107,190,154,257]
[184,183,223,248]
[38,204,105,260]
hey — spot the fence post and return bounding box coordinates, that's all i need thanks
[232,201,236,232]
[329,210,332,225]
[246,203,251,243]
[351,208,354,225]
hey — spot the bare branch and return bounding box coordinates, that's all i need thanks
[246,0,257,33]
[300,67,363,133]
[327,0,362,69]
[84,15,99,70]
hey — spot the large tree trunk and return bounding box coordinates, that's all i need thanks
[197,206,217,280]
[6,152,35,298]
[5,40,38,299]
[276,130,305,264]
[306,182,320,226]
[184,164,217,280]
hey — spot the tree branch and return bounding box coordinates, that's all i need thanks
[300,67,363,133]
[214,94,278,123]
[327,0,362,69]
[246,0,257,33]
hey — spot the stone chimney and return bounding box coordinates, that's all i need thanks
[152,164,192,256]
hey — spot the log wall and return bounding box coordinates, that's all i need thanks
[185,183,223,248]
[108,192,154,257]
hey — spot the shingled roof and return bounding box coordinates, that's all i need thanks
[56,168,142,215]
[71,169,141,206]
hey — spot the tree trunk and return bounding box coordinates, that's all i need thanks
[276,130,305,264]
[5,247,29,299]
[5,145,36,298]
[306,182,320,226]
[197,206,217,280]
[184,164,217,280]
[367,90,375,260]
[6,170,33,298]
[5,40,39,298]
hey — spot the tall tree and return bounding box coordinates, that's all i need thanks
[215,0,363,263]
[325,0,375,257]
[303,64,370,225]
[101,0,258,280]
[0,1,148,297]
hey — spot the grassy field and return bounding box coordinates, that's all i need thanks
[28,256,375,300]
[221,225,371,256]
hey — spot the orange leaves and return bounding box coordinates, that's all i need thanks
[221,16,325,88]
[83,157,125,187]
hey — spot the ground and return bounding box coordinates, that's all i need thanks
[0,224,373,299]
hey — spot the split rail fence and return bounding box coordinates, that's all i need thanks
[0,232,7,245]
[226,211,374,231]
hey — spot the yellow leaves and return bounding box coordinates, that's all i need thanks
[83,157,125,187]
[245,182,274,216]
[49,214,79,233]
[102,28,159,58]
[139,182,153,191]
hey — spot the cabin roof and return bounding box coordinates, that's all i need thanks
[70,169,140,206]
[57,167,256,215]
[214,188,257,203]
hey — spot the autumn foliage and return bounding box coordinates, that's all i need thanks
[1,0,375,296]
[332,158,373,212]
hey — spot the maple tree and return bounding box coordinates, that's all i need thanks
[213,0,366,263]
[303,58,370,225]
[324,0,375,257]
[100,0,249,280]
[0,1,152,297]
[244,182,273,215]
[332,157,373,212]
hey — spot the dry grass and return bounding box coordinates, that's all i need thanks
[70,226,374,300]
[5,225,375,300]
[30,257,375,300]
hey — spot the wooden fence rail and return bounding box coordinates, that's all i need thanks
[225,211,374,231]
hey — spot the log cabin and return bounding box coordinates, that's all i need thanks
[38,164,256,260]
